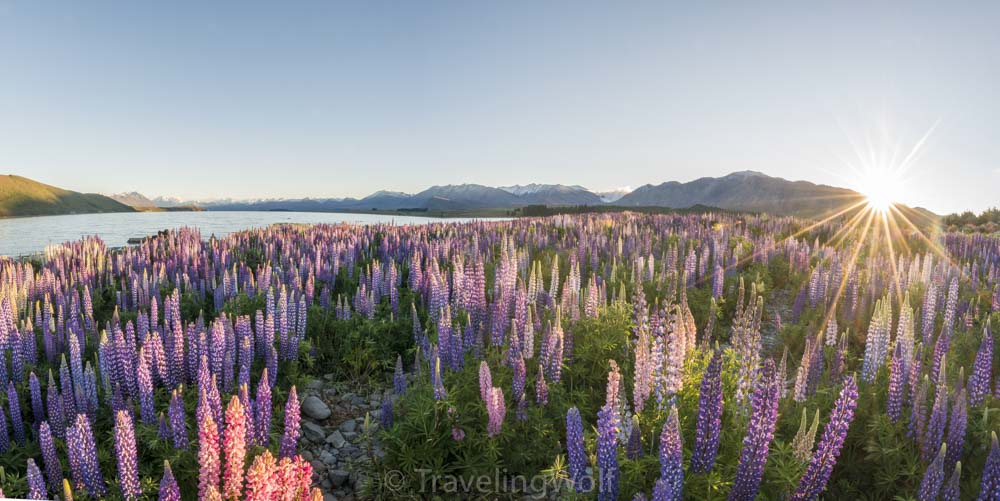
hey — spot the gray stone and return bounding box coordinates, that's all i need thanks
[301,449,314,461]
[323,494,337,501]
[342,431,357,441]
[320,450,337,465]
[326,430,347,448]
[305,379,324,391]
[302,421,326,443]
[329,469,350,487]
[302,395,332,420]
[339,419,357,433]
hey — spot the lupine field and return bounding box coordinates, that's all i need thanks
[0,212,998,500]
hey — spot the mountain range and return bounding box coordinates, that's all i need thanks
[181,171,913,218]
[0,171,939,220]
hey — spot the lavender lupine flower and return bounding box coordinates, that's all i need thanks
[886,342,906,422]
[790,375,859,501]
[923,367,949,463]
[486,387,506,437]
[942,462,961,501]
[279,386,300,458]
[691,351,723,473]
[566,407,588,492]
[255,368,272,446]
[431,356,448,401]
[918,444,947,501]
[8,382,25,445]
[159,461,182,501]
[729,359,779,501]
[393,355,407,396]
[978,432,1000,501]
[658,406,683,501]
[40,422,62,494]
[26,458,46,500]
[651,477,677,501]
[626,415,643,460]
[0,395,8,454]
[969,323,992,406]
[945,389,967,473]
[596,401,620,501]
[198,406,221,500]
[114,410,142,500]
[137,350,156,425]
[70,414,106,497]
[479,361,493,403]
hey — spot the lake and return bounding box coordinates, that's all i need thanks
[0,211,492,257]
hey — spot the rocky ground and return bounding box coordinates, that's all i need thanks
[296,374,399,500]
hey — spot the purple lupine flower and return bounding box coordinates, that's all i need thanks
[380,395,393,429]
[729,359,779,501]
[7,382,25,445]
[536,369,548,406]
[159,460,182,501]
[486,386,506,437]
[29,372,45,426]
[513,355,526,420]
[977,432,1000,501]
[970,323,992,406]
[70,414,106,497]
[279,385,300,458]
[566,407,588,492]
[169,388,188,449]
[46,371,65,438]
[945,389,967,472]
[158,412,171,440]
[26,458,46,500]
[923,372,950,463]
[790,375,859,501]
[691,351,723,473]
[596,401,620,501]
[393,355,407,396]
[658,406,683,501]
[886,342,906,422]
[909,376,929,444]
[942,462,961,501]
[255,369,272,446]
[114,410,142,500]
[918,444,947,501]
[40,422,62,494]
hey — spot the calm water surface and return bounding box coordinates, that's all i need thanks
[0,211,491,257]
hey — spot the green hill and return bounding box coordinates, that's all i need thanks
[0,175,135,217]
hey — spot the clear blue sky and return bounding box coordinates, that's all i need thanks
[1,1,997,213]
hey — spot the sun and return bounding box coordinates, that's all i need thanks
[859,169,902,214]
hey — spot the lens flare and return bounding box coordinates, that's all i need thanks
[859,169,902,214]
